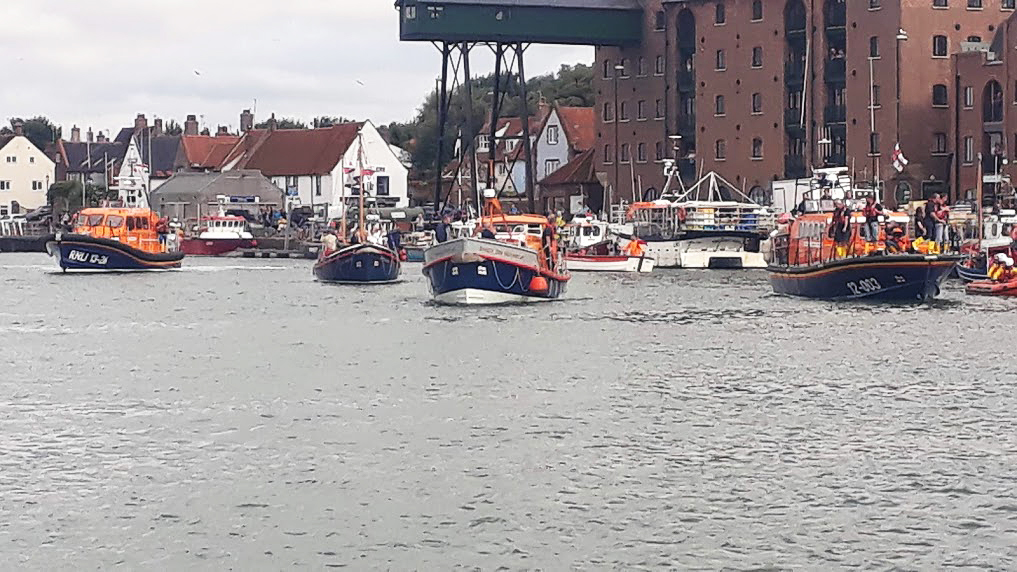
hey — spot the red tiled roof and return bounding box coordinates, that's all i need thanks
[230,123,363,176]
[181,135,241,169]
[557,107,595,152]
[540,148,598,186]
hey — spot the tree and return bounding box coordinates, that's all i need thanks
[164,120,183,136]
[395,63,594,180]
[47,180,116,213]
[2,116,61,152]
[255,117,308,130]
[312,116,354,128]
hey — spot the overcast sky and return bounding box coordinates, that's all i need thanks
[0,0,592,137]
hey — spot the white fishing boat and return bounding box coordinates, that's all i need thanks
[617,165,774,269]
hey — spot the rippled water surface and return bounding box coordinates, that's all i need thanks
[2,253,1017,570]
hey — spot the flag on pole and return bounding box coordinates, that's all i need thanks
[892,143,909,172]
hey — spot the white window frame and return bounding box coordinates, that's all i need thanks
[546,125,559,145]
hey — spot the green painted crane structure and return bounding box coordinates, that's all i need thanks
[395,0,642,212]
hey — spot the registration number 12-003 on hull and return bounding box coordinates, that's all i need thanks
[68,250,109,266]
[846,275,907,296]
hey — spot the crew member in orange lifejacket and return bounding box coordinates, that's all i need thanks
[626,239,647,257]
[988,253,1009,282]
[885,223,908,254]
[1002,257,1017,283]
[156,217,169,246]
[829,201,852,258]
[862,196,884,243]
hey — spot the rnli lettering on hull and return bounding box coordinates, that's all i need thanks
[68,249,108,266]
[424,238,538,267]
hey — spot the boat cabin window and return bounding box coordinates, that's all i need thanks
[582,226,601,237]
[87,214,104,226]
[127,217,138,230]
[106,215,124,228]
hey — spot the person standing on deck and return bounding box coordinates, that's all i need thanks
[320,230,338,256]
[541,215,557,270]
[829,201,852,259]
[434,215,451,244]
[862,196,883,243]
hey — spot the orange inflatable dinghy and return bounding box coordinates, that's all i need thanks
[966,279,1017,296]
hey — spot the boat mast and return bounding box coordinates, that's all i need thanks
[340,149,348,241]
[357,131,366,243]
[977,151,984,245]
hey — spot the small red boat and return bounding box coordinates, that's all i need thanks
[180,214,257,256]
[966,279,1017,296]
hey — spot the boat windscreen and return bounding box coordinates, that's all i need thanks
[87,214,104,226]
[106,215,124,228]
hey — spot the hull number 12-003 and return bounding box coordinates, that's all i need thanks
[846,277,882,295]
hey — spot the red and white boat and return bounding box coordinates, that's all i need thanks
[565,241,655,273]
[180,212,257,256]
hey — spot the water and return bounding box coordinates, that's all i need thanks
[2,253,1017,570]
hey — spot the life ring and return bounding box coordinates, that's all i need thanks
[677,206,687,224]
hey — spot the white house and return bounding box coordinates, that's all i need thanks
[115,137,152,208]
[0,133,56,216]
[534,106,595,185]
[222,120,408,217]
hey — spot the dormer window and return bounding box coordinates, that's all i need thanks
[404,5,416,19]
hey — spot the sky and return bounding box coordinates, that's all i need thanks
[0,0,593,137]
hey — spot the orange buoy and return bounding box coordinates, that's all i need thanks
[529,275,549,293]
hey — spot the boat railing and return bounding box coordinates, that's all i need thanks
[682,205,775,233]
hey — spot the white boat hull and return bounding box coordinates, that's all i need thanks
[432,287,555,305]
[620,236,768,269]
[565,255,655,273]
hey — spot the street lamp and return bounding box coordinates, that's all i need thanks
[611,62,625,221]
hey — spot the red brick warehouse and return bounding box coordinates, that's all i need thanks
[594,0,1017,207]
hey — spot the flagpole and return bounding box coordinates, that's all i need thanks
[869,55,877,198]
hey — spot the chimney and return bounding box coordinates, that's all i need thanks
[153,118,164,136]
[240,109,254,132]
[538,97,551,120]
[70,125,81,143]
[135,113,148,132]
[267,113,277,132]
[13,122,23,137]
[184,114,199,136]
[86,128,94,143]
[96,132,107,143]
[216,125,230,137]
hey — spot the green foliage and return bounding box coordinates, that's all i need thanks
[163,120,184,136]
[255,117,308,130]
[388,63,593,181]
[1,116,61,152]
[312,116,355,128]
[47,181,116,212]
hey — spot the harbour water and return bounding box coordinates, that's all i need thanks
[2,254,1017,569]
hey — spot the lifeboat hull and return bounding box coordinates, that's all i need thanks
[313,243,401,284]
[965,279,1017,296]
[180,237,256,256]
[45,233,184,272]
[768,255,961,302]
[422,238,569,305]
